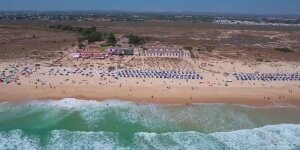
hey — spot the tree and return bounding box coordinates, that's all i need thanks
[86,32,103,43]
[128,34,145,45]
[78,43,85,49]
[77,36,85,43]
[62,25,73,31]
[184,46,193,50]
[74,27,84,33]
[55,24,63,29]
[274,47,294,53]
[107,33,117,46]
[91,26,97,32]
[82,26,97,35]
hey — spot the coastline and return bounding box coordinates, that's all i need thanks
[1,84,299,106]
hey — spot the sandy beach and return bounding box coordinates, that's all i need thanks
[1,55,300,106]
[1,84,299,106]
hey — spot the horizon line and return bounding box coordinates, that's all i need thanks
[1,9,300,17]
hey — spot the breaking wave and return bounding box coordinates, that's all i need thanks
[0,124,300,150]
[0,98,300,149]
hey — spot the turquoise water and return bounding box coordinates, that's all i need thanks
[0,98,300,150]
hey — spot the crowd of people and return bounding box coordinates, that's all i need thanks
[117,69,203,80]
[233,72,300,81]
[2,64,300,85]
[0,66,32,84]
[41,67,114,78]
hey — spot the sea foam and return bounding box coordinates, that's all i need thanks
[0,124,299,150]
[0,129,40,150]
[211,124,300,150]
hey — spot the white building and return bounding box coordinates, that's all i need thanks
[69,53,80,59]
[144,49,191,58]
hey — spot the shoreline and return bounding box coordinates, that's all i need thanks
[1,84,299,106]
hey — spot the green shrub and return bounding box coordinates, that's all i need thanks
[275,47,294,53]
[107,33,117,46]
[256,57,263,62]
[127,34,146,45]
[184,46,193,50]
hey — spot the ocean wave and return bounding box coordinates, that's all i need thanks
[1,98,300,149]
[0,129,40,150]
[134,131,228,150]
[211,124,300,150]
[27,98,258,132]
[1,98,300,133]
[0,124,299,150]
[46,130,124,150]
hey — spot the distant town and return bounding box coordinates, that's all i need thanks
[1,11,300,27]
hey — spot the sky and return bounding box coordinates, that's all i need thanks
[0,0,300,15]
